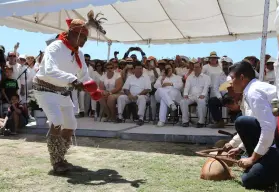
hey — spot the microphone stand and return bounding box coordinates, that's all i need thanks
[17,65,30,120]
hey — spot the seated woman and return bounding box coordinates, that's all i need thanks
[99,62,123,121]
[154,63,183,127]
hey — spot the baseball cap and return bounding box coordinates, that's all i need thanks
[18,54,27,60]
[267,57,276,63]
[221,56,233,63]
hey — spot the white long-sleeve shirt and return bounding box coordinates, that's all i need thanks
[241,79,277,155]
[154,74,183,90]
[212,72,231,99]
[202,64,222,97]
[183,73,211,98]
[89,69,103,87]
[229,96,252,151]
[35,40,90,87]
[176,67,188,77]
[143,68,160,83]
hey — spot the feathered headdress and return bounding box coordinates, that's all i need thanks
[85,10,107,35]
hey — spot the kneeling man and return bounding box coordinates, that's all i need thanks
[224,60,279,190]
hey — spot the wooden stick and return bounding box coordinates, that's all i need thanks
[196,148,239,164]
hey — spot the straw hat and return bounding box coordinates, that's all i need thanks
[119,59,126,64]
[189,58,199,64]
[147,56,156,61]
[219,80,232,92]
[180,56,189,62]
[157,60,167,64]
[125,57,133,63]
[207,51,220,59]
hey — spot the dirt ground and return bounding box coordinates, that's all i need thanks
[0,134,260,192]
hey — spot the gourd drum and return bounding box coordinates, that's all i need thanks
[200,158,234,181]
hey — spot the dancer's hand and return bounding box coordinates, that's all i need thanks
[71,80,84,91]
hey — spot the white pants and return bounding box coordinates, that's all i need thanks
[79,91,85,113]
[117,95,148,120]
[155,88,176,123]
[34,91,77,130]
[91,99,96,111]
[180,98,207,124]
[79,91,96,115]
[71,90,79,115]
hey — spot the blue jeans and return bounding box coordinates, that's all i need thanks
[235,116,279,190]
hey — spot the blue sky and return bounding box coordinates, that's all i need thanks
[0,26,277,62]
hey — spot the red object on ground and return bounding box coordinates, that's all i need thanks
[83,80,98,93]
[90,89,102,101]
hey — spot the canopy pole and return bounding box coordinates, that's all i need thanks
[107,40,112,62]
[259,0,270,81]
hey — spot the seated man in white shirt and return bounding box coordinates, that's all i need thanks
[116,61,151,126]
[208,57,232,128]
[180,59,210,128]
[224,60,279,191]
[180,60,211,128]
[154,63,183,127]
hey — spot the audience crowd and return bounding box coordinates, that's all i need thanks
[0,43,276,133]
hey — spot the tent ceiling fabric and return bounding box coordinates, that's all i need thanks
[0,0,278,44]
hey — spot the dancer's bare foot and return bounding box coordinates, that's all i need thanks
[53,161,70,174]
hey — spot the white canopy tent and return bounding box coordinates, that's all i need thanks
[0,0,278,80]
[0,0,278,44]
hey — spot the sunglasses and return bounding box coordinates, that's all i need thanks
[107,67,113,70]
[9,55,16,58]
[96,65,102,67]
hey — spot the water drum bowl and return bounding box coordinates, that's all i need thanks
[196,148,238,181]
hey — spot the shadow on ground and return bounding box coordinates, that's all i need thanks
[0,133,210,156]
[48,166,145,188]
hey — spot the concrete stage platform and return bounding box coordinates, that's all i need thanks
[25,118,236,145]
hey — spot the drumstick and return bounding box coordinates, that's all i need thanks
[218,130,234,137]
[196,148,239,164]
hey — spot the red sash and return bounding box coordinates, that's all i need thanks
[58,32,82,69]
